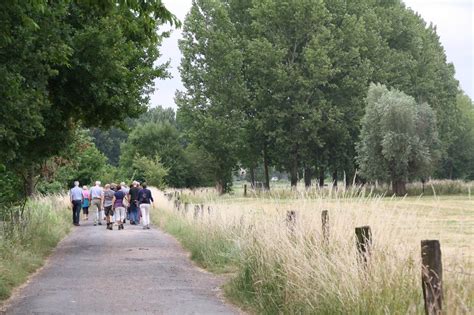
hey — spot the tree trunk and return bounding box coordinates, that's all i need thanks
[263,147,270,191]
[249,166,256,188]
[345,169,355,187]
[24,166,37,197]
[304,167,312,188]
[290,158,298,188]
[319,168,325,188]
[216,180,225,195]
[392,180,407,196]
[332,170,338,189]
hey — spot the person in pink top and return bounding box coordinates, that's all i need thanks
[82,185,90,221]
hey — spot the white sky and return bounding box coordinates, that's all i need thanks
[150,0,473,109]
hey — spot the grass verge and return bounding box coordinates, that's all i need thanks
[152,189,473,314]
[0,195,70,302]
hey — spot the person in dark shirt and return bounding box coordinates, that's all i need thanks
[128,181,140,225]
[138,183,154,230]
[112,184,126,230]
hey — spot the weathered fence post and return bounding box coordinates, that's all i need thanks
[194,205,200,219]
[207,206,211,215]
[321,210,329,245]
[421,240,443,315]
[184,202,189,216]
[244,184,247,197]
[286,210,296,233]
[355,226,372,263]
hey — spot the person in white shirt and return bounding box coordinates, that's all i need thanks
[69,181,83,226]
[89,181,104,226]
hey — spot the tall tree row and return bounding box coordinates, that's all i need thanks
[178,0,466,193]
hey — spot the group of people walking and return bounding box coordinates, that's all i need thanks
[69,180,154,230]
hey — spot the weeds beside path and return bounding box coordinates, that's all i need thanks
[155,188,473,314]
[0,195,70,302]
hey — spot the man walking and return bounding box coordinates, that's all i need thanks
[69,181,82,226]
[128,181,140,225]
[90,181,104,226]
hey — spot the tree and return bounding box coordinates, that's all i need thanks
[357,83,440,196]
[132,155,168,189]
[177,0,244,194]
[0,1,178,198]
[37,130,110,193]
[443,92,474,179]
[90,127,128,166]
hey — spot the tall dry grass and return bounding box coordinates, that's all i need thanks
[152,188,473,314]
[0,195,70,301]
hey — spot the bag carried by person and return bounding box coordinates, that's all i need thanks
[140,191,149,204]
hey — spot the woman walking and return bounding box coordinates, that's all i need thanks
[82,185,90,221]
[113,184,126,230]
[138,183,154,230]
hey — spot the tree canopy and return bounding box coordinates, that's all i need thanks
[357,84,440,195]
[0,0,177,203]
[177,0,463,191]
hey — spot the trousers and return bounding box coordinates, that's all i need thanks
[140,204,151,226]
[72,200,81,224]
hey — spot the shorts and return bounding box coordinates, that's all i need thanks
[104,205,114,216]
[82,207,89,214]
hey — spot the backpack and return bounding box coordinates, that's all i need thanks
[140,190,149,203]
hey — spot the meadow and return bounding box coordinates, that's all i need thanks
[152,183,473,314]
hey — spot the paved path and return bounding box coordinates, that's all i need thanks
[2,220,240,314]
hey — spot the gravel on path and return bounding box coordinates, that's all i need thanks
[2,220,241,315]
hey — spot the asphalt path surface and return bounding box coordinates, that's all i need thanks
[2,219,240,315]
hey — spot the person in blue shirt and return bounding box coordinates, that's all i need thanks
[69,181,83,226]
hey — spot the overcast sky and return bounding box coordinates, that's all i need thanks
[150,0,473,109]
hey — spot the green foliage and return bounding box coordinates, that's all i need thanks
[131,155,168,189]
[0,0,177,199]
[120,120,187,187]
[357,83,440,195]
[177,0,243,193]
[37,130,110,193]
[89,127,128,166]
[153,208,238,273]
[177,0,461,191]
[441,92,474,179]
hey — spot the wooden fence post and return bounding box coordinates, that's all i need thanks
[321,210,329,245]
[244,184,247,197]
[184,202,189,216]
[207,206,211,215]
[355,226,372,263]
[421,240,443,315]
[286,210,296,233]
[194,205,200,219]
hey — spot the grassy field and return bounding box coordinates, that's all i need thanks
[0,195,70,302]
[153,186,473,314]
